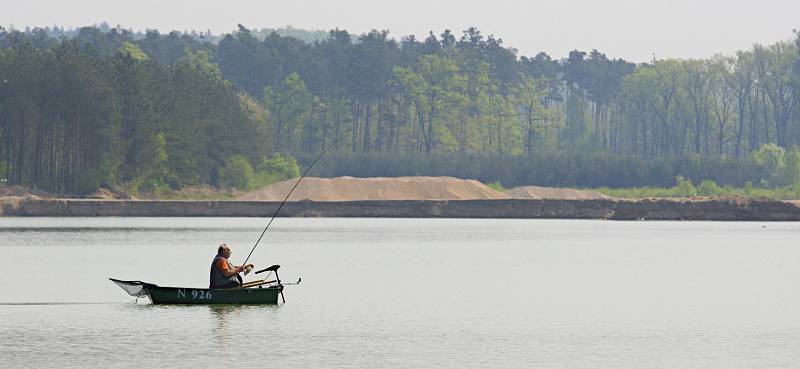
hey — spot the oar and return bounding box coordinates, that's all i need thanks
[239,279,277,288]
[241,277,301,289]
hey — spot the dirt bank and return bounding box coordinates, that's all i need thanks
[0,185,133,200]
[242,176,620,201]
[0,185,48,199]
[3,196,800,220]
[241,176,510,201]
[505,186,612,200]
[4,182,800,220]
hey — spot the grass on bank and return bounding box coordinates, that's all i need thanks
[589,177,800,200]
[116,153,301,200]
[481,176,800,200]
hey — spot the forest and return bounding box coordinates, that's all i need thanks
[0,24,799,194]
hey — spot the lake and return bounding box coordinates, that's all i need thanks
[1,217,798,368]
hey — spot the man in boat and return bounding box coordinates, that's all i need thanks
[210,244,253,289]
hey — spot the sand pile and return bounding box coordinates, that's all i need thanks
[240,176,511,201]
[505,186,613,200]
[86,187,135,200]
[0,185,48,200]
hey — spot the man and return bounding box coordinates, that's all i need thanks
[209,244,252,289]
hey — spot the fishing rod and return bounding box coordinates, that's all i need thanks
[241,133,348,268]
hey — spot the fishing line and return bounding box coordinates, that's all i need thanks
[241,133,349,267]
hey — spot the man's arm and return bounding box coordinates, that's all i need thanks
[217,259,245,278]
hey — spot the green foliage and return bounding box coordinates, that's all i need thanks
[595,182,800,200]
[179,49,224,82]
[264,73,312,151]
[133,177,170,198]
[217,155,255,190]
[73,169,105,194]
[118,41,149,61]
[0,37,270,194]
[675,176,697,197]
[249,27,329,44]
[486,180,506,192]
[512,75,560,154]
[394,54,468,153]
[751,143,785,170]
[743,181,754,196]
[250,154,301,190]
[2,25,800,197]
[696,180,724,196]
[257,153,300,178]
[781,147,800,185]
[750,143,785,186]
[128,132,171,196]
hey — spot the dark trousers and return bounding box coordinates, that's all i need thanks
[212,276,241,289]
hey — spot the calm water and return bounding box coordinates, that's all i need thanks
[0,217,798,368]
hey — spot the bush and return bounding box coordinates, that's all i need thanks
[486,180,506,192]
[750,143,785,186]
[782,146,800,186]
[249,153,301,190]
[126,176,170,197]
[217,155,254,190]
[257,154,300,179]
[675,176,696,197]
[697,180,725,196]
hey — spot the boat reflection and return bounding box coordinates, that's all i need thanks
[207,305,280,348]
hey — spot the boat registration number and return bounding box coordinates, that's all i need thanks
[177,289,213,300]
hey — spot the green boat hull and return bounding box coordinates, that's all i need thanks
[110,278,282,305]
[147,285,282,305]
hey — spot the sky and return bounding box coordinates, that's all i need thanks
[2,0,799,62]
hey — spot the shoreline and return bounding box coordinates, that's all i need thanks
[2,197,800,220]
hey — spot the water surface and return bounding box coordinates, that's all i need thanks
[1,218,798,368]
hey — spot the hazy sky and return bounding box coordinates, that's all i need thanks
[3,0,799,62]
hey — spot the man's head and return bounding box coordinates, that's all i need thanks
[218,244,231,258]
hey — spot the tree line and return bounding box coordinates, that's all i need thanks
[0,38,269,193]
[0,25,799,193]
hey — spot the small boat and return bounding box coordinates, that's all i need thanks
[108,135,330,306]
[110,265,299,305]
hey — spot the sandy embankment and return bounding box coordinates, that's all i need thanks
[6,179,800,219]
[504,186,612,200]
[240,176,512,201]
[240,176,611,201]
[4,178,800,219]
[1,177,613,203]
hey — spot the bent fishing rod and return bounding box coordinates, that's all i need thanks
[241,134,349,268]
